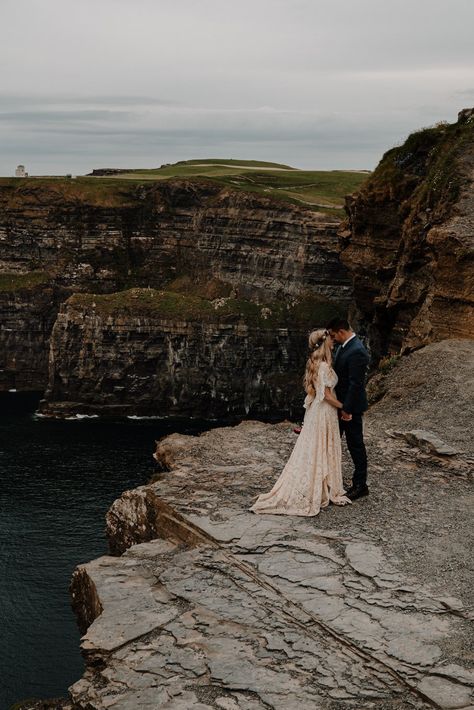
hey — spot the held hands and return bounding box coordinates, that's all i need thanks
[340,410,352,422]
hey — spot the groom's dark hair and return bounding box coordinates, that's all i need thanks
[326,317,351,331]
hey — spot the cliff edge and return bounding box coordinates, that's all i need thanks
[340,109,474,362]
[65,340,473,709]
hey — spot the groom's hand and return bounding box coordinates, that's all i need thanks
[340,410,352,421]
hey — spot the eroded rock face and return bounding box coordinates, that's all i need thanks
[0,179,349,400]
[39,288,340,418]
[0,281,61,391]
[367,339,474,456]
[340,109,474,362]
[0,179,349,299]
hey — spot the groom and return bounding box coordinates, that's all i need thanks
[326,317,370,501]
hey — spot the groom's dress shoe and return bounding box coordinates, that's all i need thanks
[346,485,369,501]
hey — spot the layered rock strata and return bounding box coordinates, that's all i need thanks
[67,341,474,709]
[39,288,339,418]
[0,179,348,300]
[0,274,62,391]
[0,179,349,403]
[340,109,474,361]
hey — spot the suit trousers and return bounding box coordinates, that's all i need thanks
[339,413,368,487]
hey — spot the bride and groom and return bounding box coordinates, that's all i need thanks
[250,318,370,517]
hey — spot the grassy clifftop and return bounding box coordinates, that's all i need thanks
[0,159,369,214]
[91,159,369,212]
[359,113,473,220]
[173,158,296,169]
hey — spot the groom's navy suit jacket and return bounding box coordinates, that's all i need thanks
[333,336,370,414]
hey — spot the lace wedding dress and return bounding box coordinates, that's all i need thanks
[249,361,350,516]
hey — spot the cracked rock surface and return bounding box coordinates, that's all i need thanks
[70,358,474,709]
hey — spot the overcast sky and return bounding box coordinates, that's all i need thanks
[1,0,473,175]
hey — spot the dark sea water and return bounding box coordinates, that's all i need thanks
[0,394,217,709]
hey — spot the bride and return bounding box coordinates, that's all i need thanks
[249,328,351,516]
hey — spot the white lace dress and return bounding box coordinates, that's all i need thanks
[249,362,350,516]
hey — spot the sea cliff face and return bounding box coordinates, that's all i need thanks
[340,109,474,361]
[41,289,336,418]
[0,179,349,414]
[4,111,473,410]
[0,274,64,392]
[0,178,348,301]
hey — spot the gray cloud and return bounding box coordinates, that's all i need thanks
[0,109,134,123]
[0,94,176,106]
[1,0,473,174]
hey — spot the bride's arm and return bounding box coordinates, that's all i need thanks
[324,387,343,409]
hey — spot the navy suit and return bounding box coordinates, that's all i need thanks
[333,336,370,487]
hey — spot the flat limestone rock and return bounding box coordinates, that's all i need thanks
[389,429,461,456]
[69,420,474,709]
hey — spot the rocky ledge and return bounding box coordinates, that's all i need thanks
[67,340,474,709]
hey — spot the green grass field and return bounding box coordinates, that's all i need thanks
[173,158,296,169]
[1,159,370,214]
[102,159,370,212]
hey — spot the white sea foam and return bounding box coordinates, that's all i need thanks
[127,415,165,420]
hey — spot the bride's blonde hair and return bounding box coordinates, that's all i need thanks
[303,329,332,398]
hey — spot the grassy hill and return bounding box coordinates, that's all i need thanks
[90,159,370,213]
[173,158,296,169]
[3,160,370,214]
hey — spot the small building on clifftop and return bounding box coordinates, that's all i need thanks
[15,164,28,177]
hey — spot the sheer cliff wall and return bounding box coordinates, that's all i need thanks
[0,277,61,391]
[340,109,474,362]
[0,179,349,413]
[0,178,348,300]
[41,289,338,418]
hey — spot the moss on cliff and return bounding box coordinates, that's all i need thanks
[67,288,343,329]
[0,270,51,292]
[362,115,473,220]
[0,177,139,208]
[163,276,234,300]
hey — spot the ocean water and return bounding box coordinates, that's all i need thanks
[0,395,217,709]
